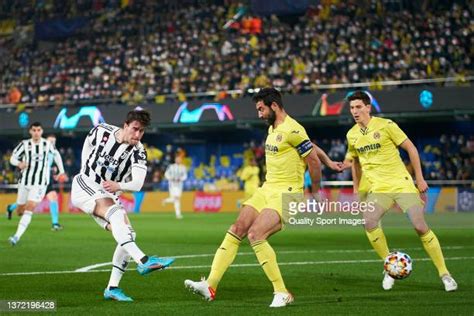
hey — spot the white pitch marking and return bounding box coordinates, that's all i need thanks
[1,256,473,277]
[73,245,470,272]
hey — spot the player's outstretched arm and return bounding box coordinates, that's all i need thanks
[399,139,428,193]
[305,147,322,193]
[313,143,343,172]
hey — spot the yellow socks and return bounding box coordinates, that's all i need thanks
[420,230,449,277]
[207,231,241,289]
[366,227,390,260]
[252,240,287,293]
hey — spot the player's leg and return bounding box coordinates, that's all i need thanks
[6,203,17,220]
[88,213,132,301]
[162,188,174,205]
[93,198,174,274]
[364,193,395,290]
[47,190,62,230]
[9,186,40,246]
[363,194,391,260]
[405,201,457,291]
[173,191,183,219]
[247,209,293,307]
[103,244,133,301]
[207,205,258,288]
[10,200,37,245]
[185,205,258,300]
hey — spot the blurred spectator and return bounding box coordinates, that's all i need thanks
[0,1,471,105]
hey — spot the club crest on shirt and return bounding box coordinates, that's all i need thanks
[276,134,282,142]
[373,132,381,140]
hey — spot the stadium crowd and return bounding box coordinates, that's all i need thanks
[0,0,471,105]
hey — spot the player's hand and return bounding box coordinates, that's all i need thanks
[103,180,121,193]
[416,179,429,193]
[328,161,344,172]
[18,162,28,170]
[54,173,68,182]
[337,161,351,171]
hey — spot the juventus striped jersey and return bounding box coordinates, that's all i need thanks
[11,138,65,186]
[80,123,147,185]
[164,163,187,190]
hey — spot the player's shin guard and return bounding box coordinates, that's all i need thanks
[105,205,145,264]
[14,210,33,240]
[420,230,449,276]
[49,200,59,225]
[366,227,390,260]
[108,244,132,289]
[251,240,287,293]
[207,231,241,290]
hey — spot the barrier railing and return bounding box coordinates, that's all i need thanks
[1,76,472,110]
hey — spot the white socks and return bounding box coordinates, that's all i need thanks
[105,205,145,264]
[174,200,182,218]
[14,210,33,240]
[108,245,131,289]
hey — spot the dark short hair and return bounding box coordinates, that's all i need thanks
[125,109,151,127]
[29,122,42,129]
[252,87,283,108]
[347,91,371,105]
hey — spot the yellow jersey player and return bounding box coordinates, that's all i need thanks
[238,158,260,201]
[341,91,457,292]
[185,87,326,307]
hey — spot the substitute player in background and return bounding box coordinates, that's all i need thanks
[71,109,174,302]
[185,87,323,307]
[8,122,66,246]
[341,91,457,292]
[238,158,260,202]
[162,155,187,219]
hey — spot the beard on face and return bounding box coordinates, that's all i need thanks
[265,108,276,126]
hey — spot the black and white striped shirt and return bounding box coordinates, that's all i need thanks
[81,123,147,184]
[11,138,64,186]
[165,163,187,190]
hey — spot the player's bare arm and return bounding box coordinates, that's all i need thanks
[399,138,429,193]
[305,146,322,193]
[313,143,343,172]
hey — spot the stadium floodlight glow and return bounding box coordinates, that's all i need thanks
[54,106,105,129]
[18,112,29,128]
[172,102,234,124]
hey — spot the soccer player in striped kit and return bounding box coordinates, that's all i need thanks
[8,122,66,246]
[71,108,174,302]
[163,155,187,219]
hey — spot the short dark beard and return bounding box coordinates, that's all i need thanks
[266,109,276,126]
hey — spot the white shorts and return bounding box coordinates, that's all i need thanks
[17,184,47,204]
[71,174,119,215]
[169,187,183,198]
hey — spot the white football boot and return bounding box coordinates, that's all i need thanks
[269,292,294,308]
[382,272,395,290]
[184,277,215,301]
[441,275,458,292]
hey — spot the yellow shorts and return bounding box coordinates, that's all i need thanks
[358,175,423,212]
[366,191,423,213]
[243,183,303,219]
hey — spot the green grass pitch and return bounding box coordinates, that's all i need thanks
[0,212,473,315]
